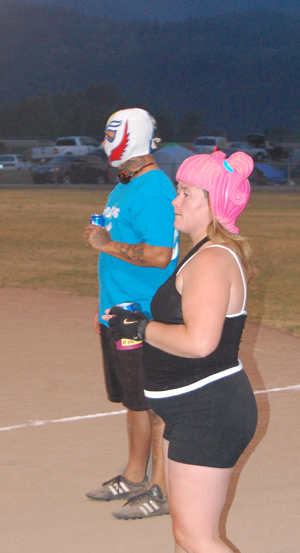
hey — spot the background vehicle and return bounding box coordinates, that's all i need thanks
[0,154,32,170]
[32,154,113,184]
[247,133,290,160]
[31,136,100,161]
[227,141,268,162]
[191,136,231,154]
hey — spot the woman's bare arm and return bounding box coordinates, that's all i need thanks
[144,248,241,358]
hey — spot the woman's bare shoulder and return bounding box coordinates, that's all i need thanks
[190,242,234,266]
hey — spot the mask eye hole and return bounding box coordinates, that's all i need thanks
[105,130,116,143]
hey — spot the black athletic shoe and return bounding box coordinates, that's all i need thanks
[112,485,169,519]
[86,474,148,501]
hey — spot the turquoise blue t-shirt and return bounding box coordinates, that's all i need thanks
[98,169,179,325]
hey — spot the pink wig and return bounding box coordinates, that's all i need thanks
[176,151,253,234]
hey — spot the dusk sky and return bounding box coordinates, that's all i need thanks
[2,0,300,135]
[19,0,300,20]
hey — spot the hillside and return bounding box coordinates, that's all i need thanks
[1,2,300,136]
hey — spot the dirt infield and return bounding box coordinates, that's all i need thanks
[1,288,299,553]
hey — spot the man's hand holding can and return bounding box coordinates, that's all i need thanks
[84,214,111,250]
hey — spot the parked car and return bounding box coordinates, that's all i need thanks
[31,136,100,161]
[32,154,114,184]
[0,154,32,170]
[191,136,231,154]
[227,142,268,162]
[246,133,291,160]
[265,141,291,160]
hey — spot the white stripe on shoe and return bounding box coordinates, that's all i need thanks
[139,505,153,515]
[108,485,119,495]
[138,500,159,515]
[108,482,130,495]
[119,482,130,492]
[149,500,159,510]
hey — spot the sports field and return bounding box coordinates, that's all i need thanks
[0,187,300,553]
[0,187,299,334]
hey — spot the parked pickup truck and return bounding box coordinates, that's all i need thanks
[31,136,100,161]
[227,141,268,162]
[191,136,231,154]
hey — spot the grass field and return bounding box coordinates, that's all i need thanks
[0,188,299,335]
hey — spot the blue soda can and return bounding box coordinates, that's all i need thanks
[118,302,135,312]
[89,214,105,226]
[115,302,143,350]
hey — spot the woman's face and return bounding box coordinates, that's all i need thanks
[172,181,212,237]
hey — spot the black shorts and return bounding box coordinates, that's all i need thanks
[100,324,150,411]
[146,370,257,468]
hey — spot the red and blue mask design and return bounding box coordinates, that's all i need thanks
[104,108,159,167]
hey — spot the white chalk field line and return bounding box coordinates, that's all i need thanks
[254,383,300,394]
[0,409,127,433]
[1,383,300,433]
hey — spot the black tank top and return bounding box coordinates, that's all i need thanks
[143,237,247,392]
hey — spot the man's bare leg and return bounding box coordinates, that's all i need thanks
[122,409,151,482]
[109,410,168,519]
[85,409,150,501]
[147,410,166,495]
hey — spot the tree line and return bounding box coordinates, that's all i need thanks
[0,85,203,142]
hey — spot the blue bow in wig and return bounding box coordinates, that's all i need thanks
[223,160,234,173]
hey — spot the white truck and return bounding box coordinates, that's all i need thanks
[228,141,268,162]
[31,136,100,161]
[191,136,231,154]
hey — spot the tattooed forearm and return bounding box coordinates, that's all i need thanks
[85,223,170,267]
[115,242,146,264]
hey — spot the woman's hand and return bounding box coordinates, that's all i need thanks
[84,224,112,251]
[103,306,150,342]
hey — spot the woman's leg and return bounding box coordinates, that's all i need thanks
[163,438,170,495]
[167,458,234,553]
[147,410,167,493]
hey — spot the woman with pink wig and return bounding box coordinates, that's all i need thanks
[105,151,258,552]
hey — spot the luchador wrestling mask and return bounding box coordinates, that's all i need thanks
[103,108,160,167]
